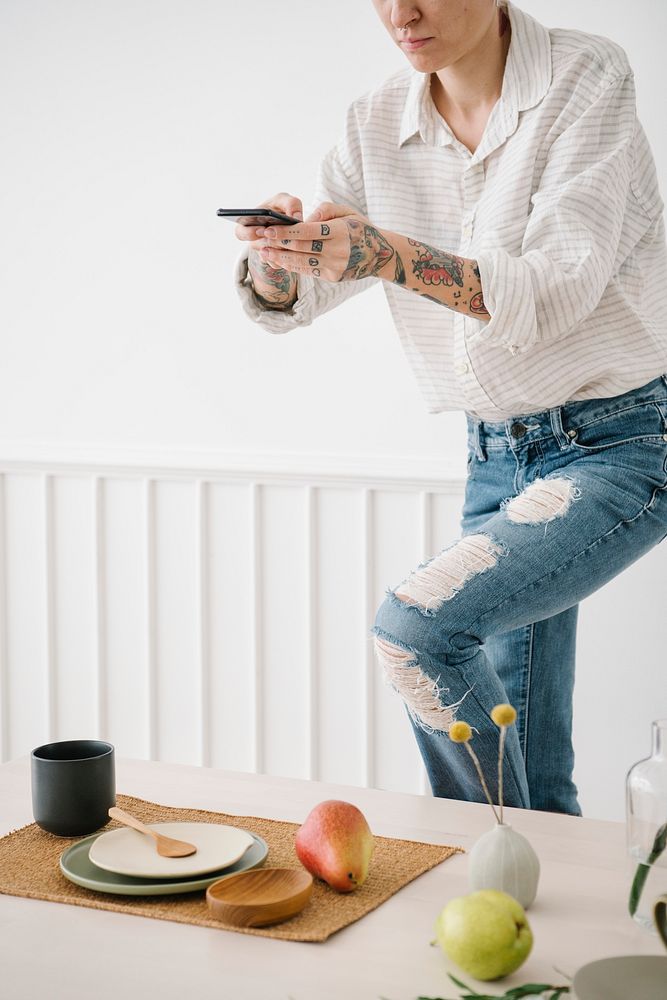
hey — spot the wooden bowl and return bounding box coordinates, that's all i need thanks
[206,867,313,927]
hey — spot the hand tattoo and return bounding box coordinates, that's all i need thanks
[342,220,394,280]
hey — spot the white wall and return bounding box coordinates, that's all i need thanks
[1,0,666,820]
[2,0,663,466]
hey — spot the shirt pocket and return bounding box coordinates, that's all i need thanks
[564,400,667,453]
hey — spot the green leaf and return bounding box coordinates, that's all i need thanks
[415,978,571,1000]
[502,987,571,998]
[417,984,570,1000]
[504,989,549,998]
[510,987,563,997]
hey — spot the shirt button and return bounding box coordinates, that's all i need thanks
[455,362,470,375]
[462,224,473,239]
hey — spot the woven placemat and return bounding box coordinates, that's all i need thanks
[0,793,463,942]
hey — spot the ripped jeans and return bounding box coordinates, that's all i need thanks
[373,374,667,816]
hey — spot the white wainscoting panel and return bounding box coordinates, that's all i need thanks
[0,459,465,799]
[3,474,51,763]
[102,477,149,760]
[206,481,256,775]
[52,476,98,746]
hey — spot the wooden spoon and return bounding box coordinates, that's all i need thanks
[206,867,313,927]
[108,806,197,858]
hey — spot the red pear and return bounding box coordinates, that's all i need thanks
[295,800,374,892]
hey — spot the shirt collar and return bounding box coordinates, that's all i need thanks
[397,1,552,150]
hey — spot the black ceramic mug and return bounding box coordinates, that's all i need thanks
[31,740,116,836]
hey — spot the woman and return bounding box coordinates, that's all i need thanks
[234,0,667,816]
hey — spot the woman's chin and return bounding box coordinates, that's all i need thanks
[401,48,449,73]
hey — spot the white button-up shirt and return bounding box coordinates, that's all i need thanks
[234,1,667,420]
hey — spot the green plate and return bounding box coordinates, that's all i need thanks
[59,829,269,895]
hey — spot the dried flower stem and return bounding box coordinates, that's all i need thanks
[465,742,501,824]
[498,725,507,825]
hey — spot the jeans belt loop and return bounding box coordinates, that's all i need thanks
[473,419,487,462]
[549,405,571,449]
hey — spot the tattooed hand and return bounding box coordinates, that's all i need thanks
[256,201,396,283]
[236,192,303,310]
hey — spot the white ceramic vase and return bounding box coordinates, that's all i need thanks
[468,822,540,909]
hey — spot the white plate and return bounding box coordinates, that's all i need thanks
[573,955,667,1000]
[60,831,269,895]
[89,822,256,878]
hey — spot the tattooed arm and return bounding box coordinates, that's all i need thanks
[257,211,490,321]
[371,229,490,320]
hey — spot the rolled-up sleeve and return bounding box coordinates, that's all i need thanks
[234,250,319,334]
[474,72,638,356]
[234,114,376,334]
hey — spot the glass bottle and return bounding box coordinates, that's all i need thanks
[625,719,667,931]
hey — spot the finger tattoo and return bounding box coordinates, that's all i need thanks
[312,268,320,276]
[309,257,319,266]
[281,239,291,245]
[321,224,330,236]
[312,240,323,252]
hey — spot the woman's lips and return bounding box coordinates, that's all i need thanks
[401,37,433,51]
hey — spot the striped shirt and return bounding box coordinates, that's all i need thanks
[234,1,667,420]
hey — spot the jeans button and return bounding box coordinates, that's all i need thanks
[510,421,527,439]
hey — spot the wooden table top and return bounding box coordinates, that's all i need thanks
[0,755,663,999]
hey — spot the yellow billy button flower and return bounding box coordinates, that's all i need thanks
[490,704,517,825]
[449,721,472,743]
[491,704,517,727]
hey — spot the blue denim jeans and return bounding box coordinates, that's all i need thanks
[373,374,667,816]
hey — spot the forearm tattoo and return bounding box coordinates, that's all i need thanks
[393,252,406,286]
[342,220,395,280]
[408,238,464,288]
[469,263,489,315]
[407,239,489,317]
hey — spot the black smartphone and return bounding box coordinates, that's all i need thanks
[217,208,300,227]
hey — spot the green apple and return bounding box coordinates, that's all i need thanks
[434,889,533,981]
